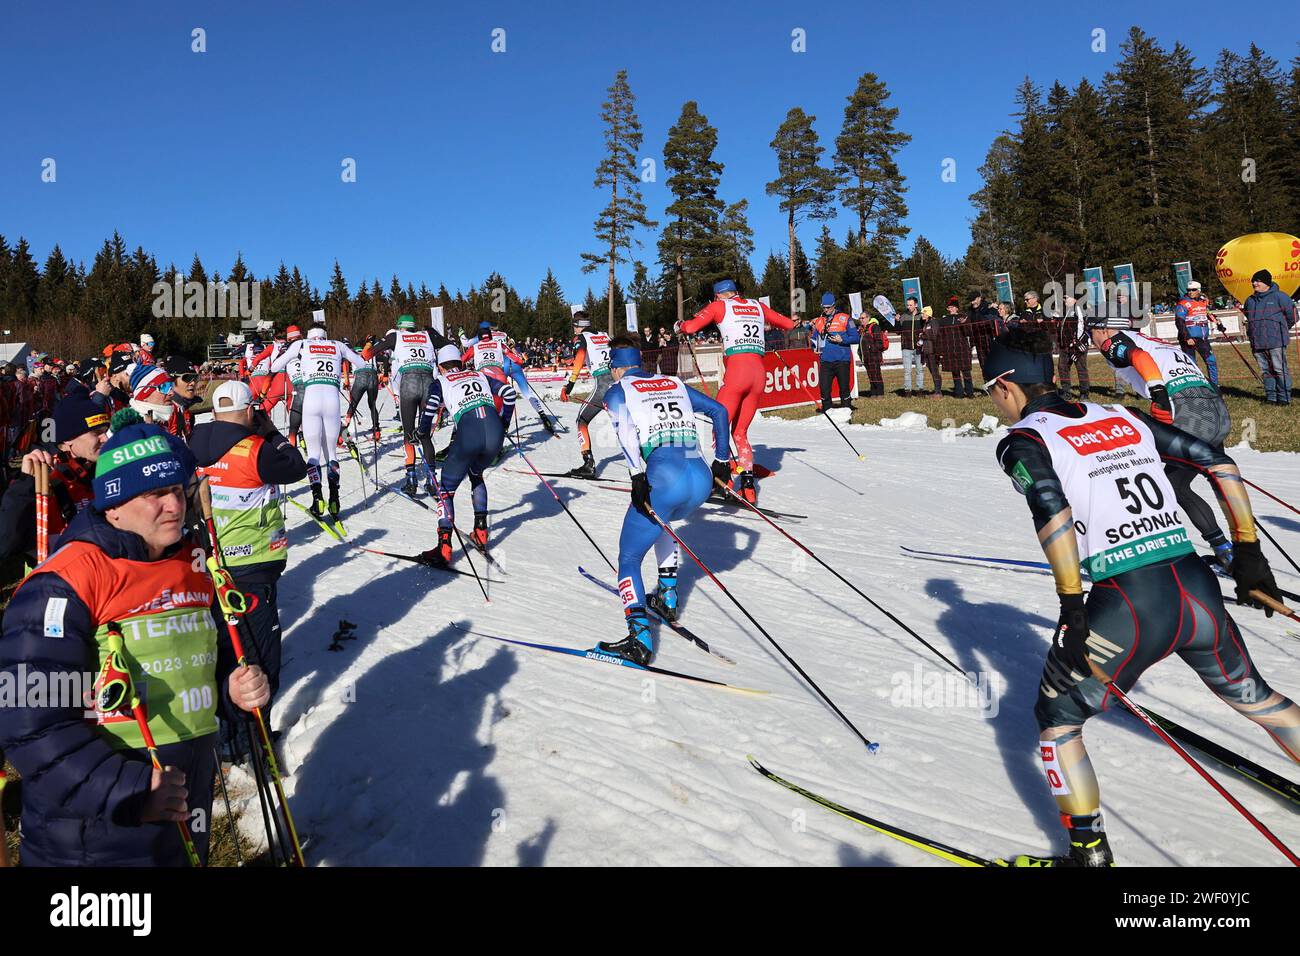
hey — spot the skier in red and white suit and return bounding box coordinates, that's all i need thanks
[678,279,794,502]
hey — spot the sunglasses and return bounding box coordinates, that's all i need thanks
[175,373,199,383]
[982,369,1015,394]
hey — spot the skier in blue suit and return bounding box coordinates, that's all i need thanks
[595,334,732,665]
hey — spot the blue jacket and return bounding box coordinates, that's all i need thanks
[811,311,861,364]
[0,508,230,865]
[1242,283,1297,351]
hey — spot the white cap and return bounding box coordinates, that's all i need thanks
[437,345,462,365]
[212,379,253,412]
[1187,280,1201,291]
[306,327,326,340]
[139,333,155,347]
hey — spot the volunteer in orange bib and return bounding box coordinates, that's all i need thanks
[677,278,794,503]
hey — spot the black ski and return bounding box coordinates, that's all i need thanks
[358,546,498,581]
[577,565,736,666]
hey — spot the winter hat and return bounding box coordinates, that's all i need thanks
[820,292,836,307]
[921,306,933,317]
[160,355,196,378]
[396,314,416,330]
[285,324,303,341]
[93,415,194,511]
[1186,280,1202,292]
[437,345,462,366]
[130,364,172,402]
[947,296,960,307]
[307,326,327,340]
[54,394,110,443]
[713,279,738,295]
[1252,269,1272,285]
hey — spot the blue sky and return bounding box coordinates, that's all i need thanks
[1,0,1286,302]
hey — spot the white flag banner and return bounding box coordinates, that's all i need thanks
[759,296,771,307]
[429,306,445,336]
[311,309,325,324]
[848,292,863,319]
[625,303,638,332]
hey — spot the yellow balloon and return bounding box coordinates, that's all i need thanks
[1215,232,1300,303]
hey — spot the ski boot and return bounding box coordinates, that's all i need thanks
[1011,815,1115,868]
[1213,540,1234,573]
[539,412,557,436]
[403,465,419,497]
[646,567,679,623]
[737,470,758,505]
[418,527,454,568]
[597,608,653,666]
[308,482,326,518]
[425,473,438,498]
[327,475,341,519]
[566,450,597,479]
[471,512,489,552]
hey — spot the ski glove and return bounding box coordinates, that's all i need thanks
[1148,383,1174,425]
[1232,540,1281,618]
[631,472,652,516]
[711,458,732,489]
[1055,593,1093,680]
[561,381,574,403]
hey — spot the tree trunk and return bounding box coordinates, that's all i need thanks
[675,252,684,326]
[787,210,796,317]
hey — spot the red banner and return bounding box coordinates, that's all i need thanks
[756,348,856,410]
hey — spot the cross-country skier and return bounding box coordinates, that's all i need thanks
[1085,309,1233,568]
[678,278,794,503]
[416,345,516,567]
[561,310,613,477]
[594,334,732,665]
[374,314,452,496]
[270,326,366,519]
[983,326,1298,867]
[343,334,382,442]
[465,320,556,435]
[248,327,298,420]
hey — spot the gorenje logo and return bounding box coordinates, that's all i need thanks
[50,886,152,935]
[1057,417,1141,454]
[628,377,677,393]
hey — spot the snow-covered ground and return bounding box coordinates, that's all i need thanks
[230,390,1300,866]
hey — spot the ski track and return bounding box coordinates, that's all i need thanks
[251,389,1300,866]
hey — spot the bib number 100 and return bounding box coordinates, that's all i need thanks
[178,685,214,714]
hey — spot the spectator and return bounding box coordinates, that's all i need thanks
[129,365,177,429]
[811,292,860,410]
[921,305,942,398]
[191,380,307,761]
[0,393,108,565]
[897,297,927,396]
[1056,294,1091,400]
[965,292,999,372]
[996,300,1016,332]
[1174,280,1218,387]
[1242,269,1297,406]
[0,417,270,865]
[938,296,974,398]
[161,355,202,442]
[858,315,887,398]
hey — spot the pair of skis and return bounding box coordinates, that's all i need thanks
[286,496,346,541]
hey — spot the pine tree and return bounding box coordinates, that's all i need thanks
[581,70,658,333]
[326,260,350,312]
[900,236,949,308]
[626,260,660,336]
[757,252,788,305]
[766,107,839,317]
[813,225,843,295]
[834,72,911,264]
[534,268,569,341]
[3,238,39,325]
[719,199,756,287]
[968,134,1019,277]
[658,101,727,325]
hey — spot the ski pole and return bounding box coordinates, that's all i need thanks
[100,623,202,867]
[1256,522,1300,579]
[1090,660,1300,865]
[771,349,866,461]
[645,506,879,753]
[210,743,245,867]
[34,460,49,563]
[420,444,490,604]
[505,433,617,573]
[1251,590,1300,624]
[1241,478,1300,520]
[1214,315,1263,384]
[711,477,967,675]
[197,479,306,866]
